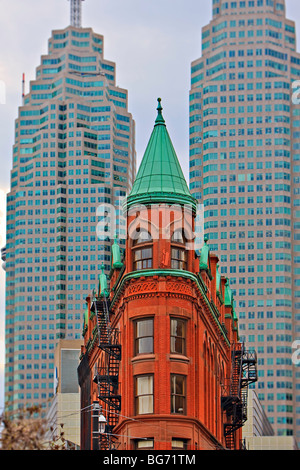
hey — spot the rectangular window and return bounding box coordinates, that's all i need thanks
[171,248,186,270]
[171,374,186,414]
[135,318,154,355]
[133,248,152,270]
[135,439,154,449]
[170,318,186,355]
[135,375,153,414]
[172,439,188,449]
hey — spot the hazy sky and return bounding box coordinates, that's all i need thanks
[0,0,300,410]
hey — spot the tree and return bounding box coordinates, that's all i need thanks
[0,405,73,450]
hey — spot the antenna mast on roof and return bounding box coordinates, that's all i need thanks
[22,73,25,105]
[68,0,85,28]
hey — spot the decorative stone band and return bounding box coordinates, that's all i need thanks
[110,269,233,347]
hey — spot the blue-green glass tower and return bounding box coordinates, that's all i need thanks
[3,2,136,414]
[190,0,300,443]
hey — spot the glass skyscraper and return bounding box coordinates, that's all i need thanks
[190,0,300,442]
[4,11,136,414]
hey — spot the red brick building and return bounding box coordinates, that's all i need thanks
[78,99,257,451]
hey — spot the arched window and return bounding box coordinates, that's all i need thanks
[171,229,187,270]
[132,230,153,271]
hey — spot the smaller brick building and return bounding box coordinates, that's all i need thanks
[78,99,257,451]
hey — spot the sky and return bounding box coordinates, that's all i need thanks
[0,0,300,411]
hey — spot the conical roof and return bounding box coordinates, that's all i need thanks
[125,98,197,212]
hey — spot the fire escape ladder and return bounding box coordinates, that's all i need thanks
[92,296,121,450]
[231,345,242,397]
[241,349,258,388]
[221,343,257,450]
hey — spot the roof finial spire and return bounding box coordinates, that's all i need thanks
[69,0,85,28]
[155,97,165,126]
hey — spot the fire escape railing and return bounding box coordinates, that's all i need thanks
[91,296,121,450]
[221,343,257,450]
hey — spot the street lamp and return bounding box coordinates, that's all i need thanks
[99,411,107,434]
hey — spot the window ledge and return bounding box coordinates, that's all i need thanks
[131,353,156,364]
[170,354,190,363]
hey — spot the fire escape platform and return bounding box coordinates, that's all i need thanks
[221,344,258,450]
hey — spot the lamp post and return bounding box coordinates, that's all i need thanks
[99,410,107,434]
[92,402,107,449]
[92,401,100,450]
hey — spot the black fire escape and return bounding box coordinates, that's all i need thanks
[91,296,121,450]
[221,343,257,450]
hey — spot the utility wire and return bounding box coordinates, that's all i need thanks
[98,407,224,450]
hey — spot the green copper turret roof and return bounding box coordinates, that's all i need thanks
[216,264,221,296]
[125,98,197,212]
[112,236,123,270]
[224,278,233,307]
[199,236,210,270]
[99,264,109,298]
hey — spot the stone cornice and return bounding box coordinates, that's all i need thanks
[110,269,230,347]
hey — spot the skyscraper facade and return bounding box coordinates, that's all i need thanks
[189,0,300,442]
[4,6,136,414]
